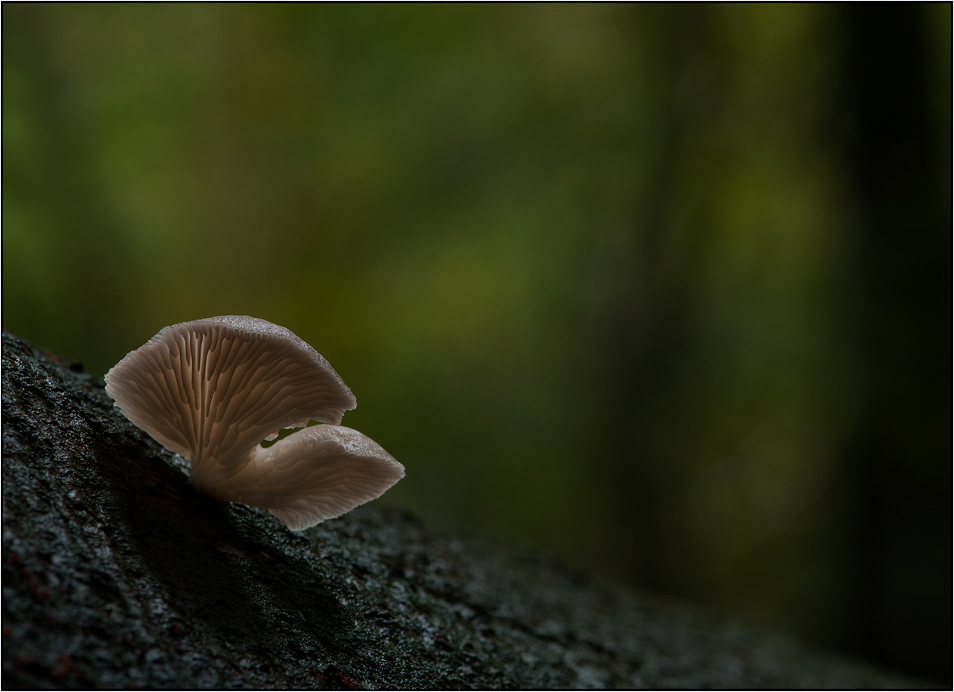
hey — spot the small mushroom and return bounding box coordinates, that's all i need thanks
[104,315,404,530]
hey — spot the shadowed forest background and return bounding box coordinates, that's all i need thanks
[2,4,950,684]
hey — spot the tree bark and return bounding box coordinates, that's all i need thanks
[1,331,919,689]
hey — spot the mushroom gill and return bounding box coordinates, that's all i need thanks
[104,316,404,530]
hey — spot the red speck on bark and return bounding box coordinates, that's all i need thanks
[322,666,358,690]
[10,552,23,565]
[12,655,36,674]
[52,654,72,680]
[17,563,50,603]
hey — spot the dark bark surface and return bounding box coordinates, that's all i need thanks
[1,331,920,689]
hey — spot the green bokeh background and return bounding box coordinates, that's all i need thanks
[3,4,950,682]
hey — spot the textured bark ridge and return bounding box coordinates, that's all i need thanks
[1,331,916,689]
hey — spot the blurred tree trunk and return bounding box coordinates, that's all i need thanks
[840,4,952,683]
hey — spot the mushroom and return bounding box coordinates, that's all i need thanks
[104,315,404,530]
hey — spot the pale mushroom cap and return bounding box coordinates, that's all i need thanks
[104,316,357,472]
[104,316,404,530]
[211,424,406,531]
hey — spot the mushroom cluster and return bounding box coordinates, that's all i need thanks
[104,316,404,530]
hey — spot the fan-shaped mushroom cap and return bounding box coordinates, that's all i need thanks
[221,424,405,531]
[104,316,404,530]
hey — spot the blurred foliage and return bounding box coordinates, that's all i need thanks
[2,4,949,681]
